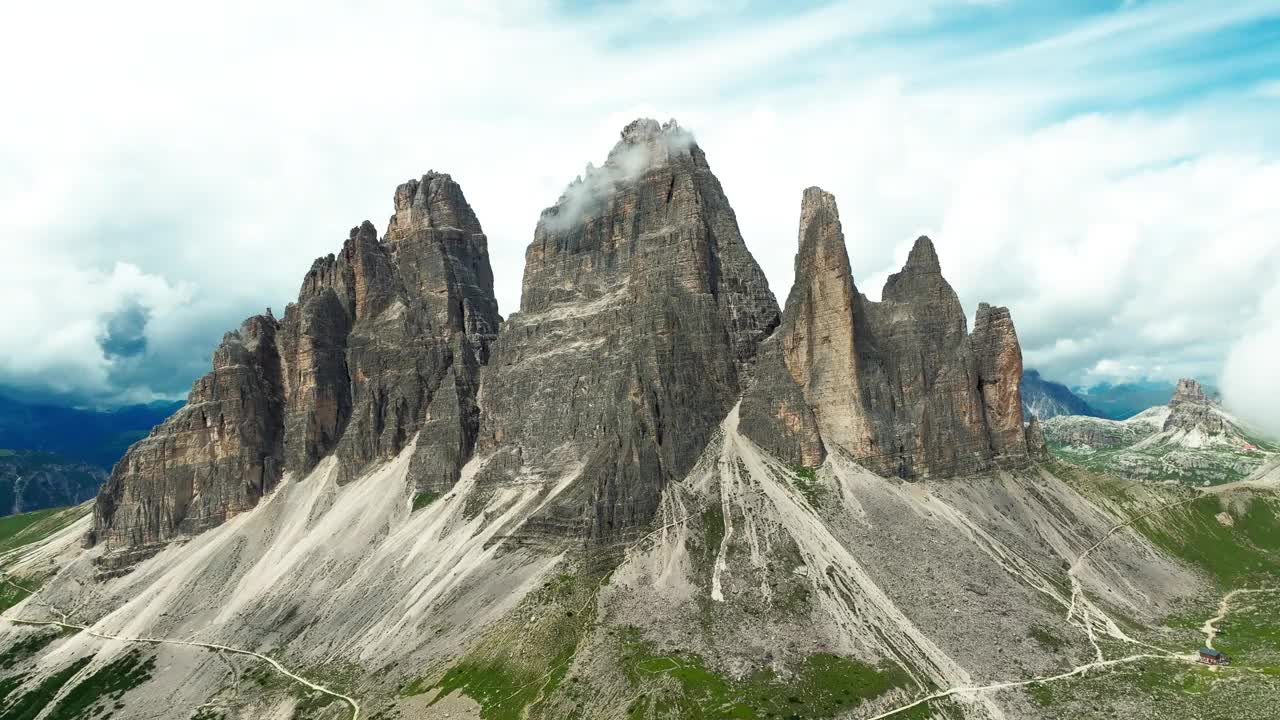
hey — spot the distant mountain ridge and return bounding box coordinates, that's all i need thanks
[1020,369,1103,420]
[0,449,104,515]
[1071,378,1220,420]
[0,392,182,470]
[1044,378,1275,485]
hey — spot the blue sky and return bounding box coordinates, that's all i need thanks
[0,0,1277,431]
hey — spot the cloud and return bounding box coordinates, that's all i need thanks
[100,303,151,359]
[1221,283,1280,440]
[0,0,1277,408]
[542,120,696,233]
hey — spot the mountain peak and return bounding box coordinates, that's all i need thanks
[481,119,778,541]
[881,235,953,308]
[794,187,849,283]
[906,235,941,271]
[1170,377,1211,406]
[616,117,692,149]
[386,171,482,240]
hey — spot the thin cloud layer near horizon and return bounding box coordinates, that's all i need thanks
[1,1,1277,434]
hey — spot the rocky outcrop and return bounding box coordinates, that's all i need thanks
[91,314,285,551]
[742,188,1030,477]
[476,119,780,541]
[1024,416,1049,459]
[91,172,500,559]
[1163,378,1227,435]
[1170,378,1211,406]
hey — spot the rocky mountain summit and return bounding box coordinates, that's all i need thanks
[1163,377,1228,435]
[475,118,780,541]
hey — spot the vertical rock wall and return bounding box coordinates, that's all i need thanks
[92,173,500,559]
[742,188,1030,478]
[476,119,780,541]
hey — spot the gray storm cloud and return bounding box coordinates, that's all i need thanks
[99,303,151,359]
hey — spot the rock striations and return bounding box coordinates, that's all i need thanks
[741,187,1032,478]
[90,172,500,562]
[90,119,1042,563]
[475,118,779,541]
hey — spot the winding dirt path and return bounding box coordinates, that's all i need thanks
[0,575,360,720]
[865,652,1178,720]
[1201,587,1280,650]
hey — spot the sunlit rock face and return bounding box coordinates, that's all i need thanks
[741,187,1030,478]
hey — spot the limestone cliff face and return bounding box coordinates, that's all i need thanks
[476,119,780,541]
[91,315,285,552]
[1163,378,1227,435]
[91,172,499,558]
[93,121,1041,560]
[741,188,1030,478]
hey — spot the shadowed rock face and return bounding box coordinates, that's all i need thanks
[741,187,1030,478]
[1024,416,1049,459]
[476,118,780,541]
[91,315,285,554]
[91,172,500,559]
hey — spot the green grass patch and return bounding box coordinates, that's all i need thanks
[1212,591,1280,667]
[0,628,67,671]
[0,506,88,558]
[1028,625,1065,652]
[786,465,823,505]
[1018,656,1280,718]
[411,571,597,720]
[1027,681,1055,706]
[0,509,61,550]
[42,650,155,720]
[702,506,725,557]
[1131,496,1280,586]
[0,656,92,719]
[616,626,916,719]
[0,581,33,614]
[411,491,439,512]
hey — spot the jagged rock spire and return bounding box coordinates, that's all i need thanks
[743,189,1031,478]
[1170,378,1211,406]
[478,117,780,541]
